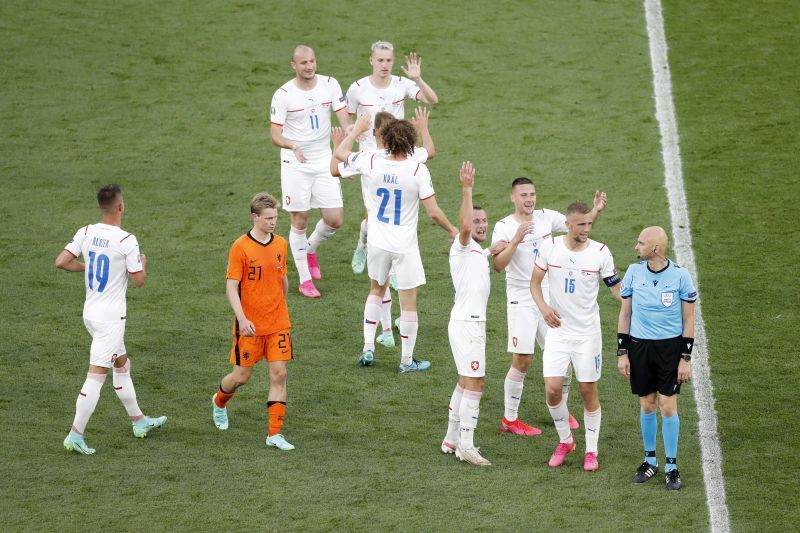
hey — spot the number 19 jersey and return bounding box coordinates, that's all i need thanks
[346,151,435,253]
[63,223,142,322]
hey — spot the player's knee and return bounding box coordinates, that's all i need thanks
[514,357,531,373]
[269,366,288,385]
[324,217,343,229]
[545,388,562,406]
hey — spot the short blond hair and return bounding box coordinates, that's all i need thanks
[250,192,279,214]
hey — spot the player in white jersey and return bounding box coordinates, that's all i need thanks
[491,177,607,436]
[347,40,439,278]
[441,161,491,466]
[531,201,622,471]
[270,45,353,298]
[55,184,166,455]
[332,109,435,349]
[334,112,456,372]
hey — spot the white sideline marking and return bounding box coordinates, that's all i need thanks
[644,1,730,531]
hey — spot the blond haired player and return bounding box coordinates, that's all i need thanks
[270,45,352,298]
[346,41,438,268]
[57,184,166,455]
[211,193,295,451]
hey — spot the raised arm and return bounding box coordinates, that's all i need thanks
[457,161,475,246]
[412,107,435,159]
[402,52,438,105]
[589,190,607,223]
[333,112,371,163]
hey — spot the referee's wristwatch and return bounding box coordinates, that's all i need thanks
[617,348,628,357]
[681,354,692,362]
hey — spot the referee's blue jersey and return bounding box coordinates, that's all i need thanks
[620,260,697,340]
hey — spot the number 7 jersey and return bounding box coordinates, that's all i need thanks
[346,151,435,253]
[63,223,143,322]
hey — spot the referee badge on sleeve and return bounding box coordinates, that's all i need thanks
[661,292,674,307]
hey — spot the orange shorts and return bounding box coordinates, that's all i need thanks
[229,328,292,367]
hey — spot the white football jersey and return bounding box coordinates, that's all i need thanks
[491,209,567,304]
[345,76,420,150]
[63,223,143,322]
[338,147,428,179]
[346,151,434,252]
[270,75,346,159]
[534,235,617,336]
[449,238,491,321]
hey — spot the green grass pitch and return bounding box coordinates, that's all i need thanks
[0,0,797,531]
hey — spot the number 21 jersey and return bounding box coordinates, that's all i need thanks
[346,151,435,253]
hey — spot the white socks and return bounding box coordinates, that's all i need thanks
[445,384,464,445]
[289,226,311,283]
[362,295,382,351]
[399,310,418,366]
[459,389,482,449]
[358,219,368,247]
[380,288,393,332]
[113,359,144,422]
[307,219,337,254]
[547,398,573,444]
[503,367,526,421]
[71,372,106,434]
[584,407,601,453]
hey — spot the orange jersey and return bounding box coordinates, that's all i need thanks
[227,232,290,335]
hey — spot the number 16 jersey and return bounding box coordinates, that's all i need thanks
[346,150,435,253]
[63,223,142,322]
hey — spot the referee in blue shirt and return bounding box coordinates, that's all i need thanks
[617,226,697,490]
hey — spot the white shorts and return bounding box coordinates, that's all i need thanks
[506,304,548,354]
[448,320,486,377]
[280,153,343,212]
[542,332,602,382]
[83,318,126,368]
[367,244,426,289]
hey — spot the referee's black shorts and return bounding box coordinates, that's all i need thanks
[628,336,683,397]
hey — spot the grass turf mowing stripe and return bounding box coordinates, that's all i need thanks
[645,1,730,531]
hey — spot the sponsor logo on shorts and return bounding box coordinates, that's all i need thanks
[512,337,518,347]
[285,195,292,206]
[661,291,674,307]
[242,352,250,360]
[471,360,479,371]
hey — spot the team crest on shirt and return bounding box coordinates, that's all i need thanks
[471,360,480,371]
[661,292,674,307]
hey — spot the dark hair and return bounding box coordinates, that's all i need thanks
[97,184,122,212]
[511,177,534,189]
[473,203,484,211]
[381,119,416,157]
[374,111,395,137]
[566,201,591,216]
